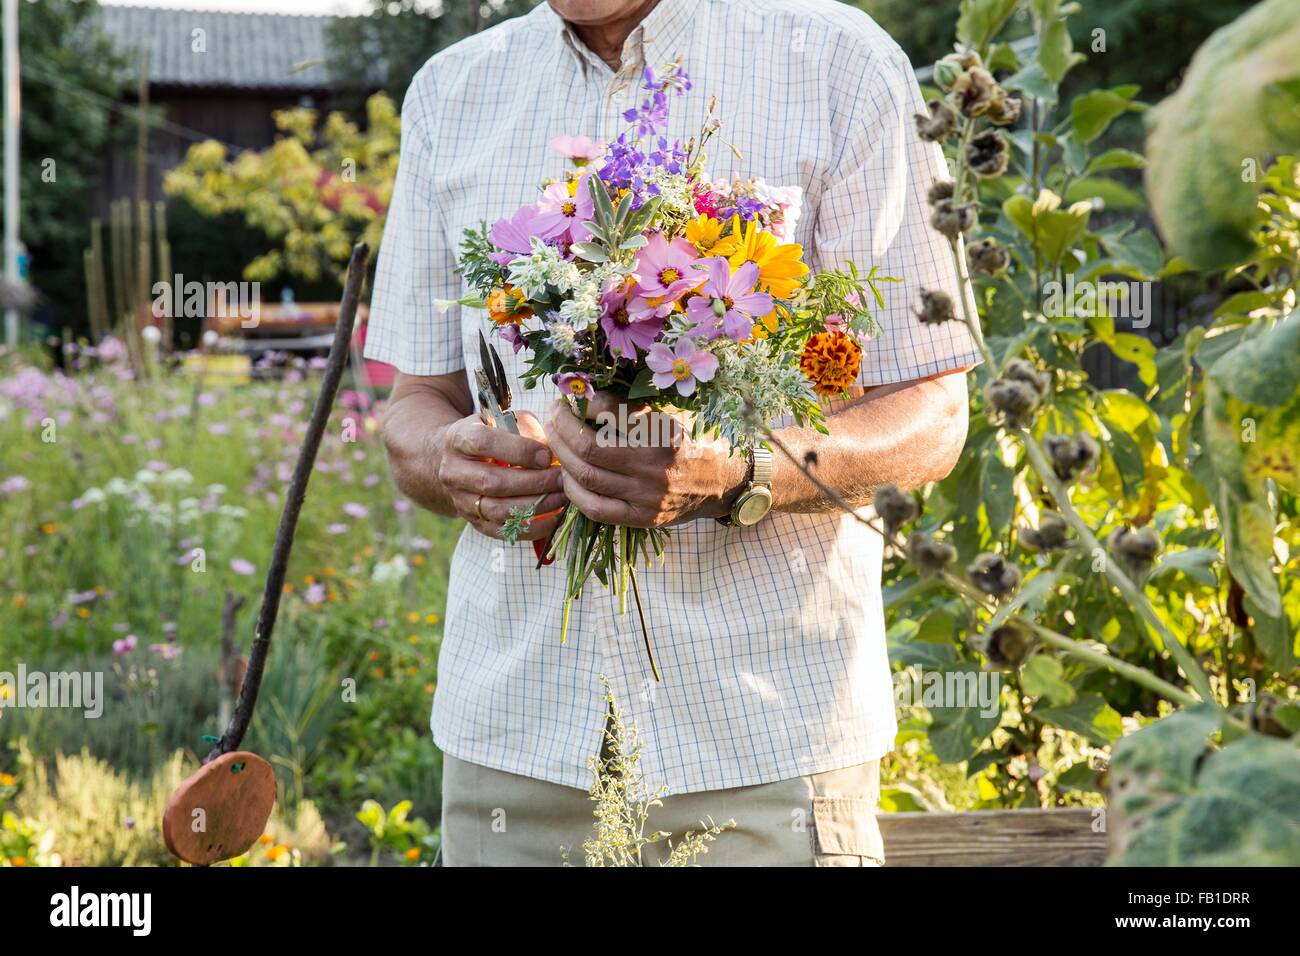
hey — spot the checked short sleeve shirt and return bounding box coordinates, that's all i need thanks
[365,0,980,794]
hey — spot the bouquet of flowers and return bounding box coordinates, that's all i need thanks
[455,60,891,677]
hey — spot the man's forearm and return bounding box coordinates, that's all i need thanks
[769,370,970,514]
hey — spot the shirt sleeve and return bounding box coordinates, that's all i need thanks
[812,50,982,387]
[363,72,466,377]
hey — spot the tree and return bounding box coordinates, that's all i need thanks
[4,0,131,336]
[326,0,540,110]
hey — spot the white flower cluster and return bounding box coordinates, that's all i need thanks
[645,170,695,223]
[506,238,583,300]
[751,179,803,240]
[697,338,815,445]
[77,472,247,529]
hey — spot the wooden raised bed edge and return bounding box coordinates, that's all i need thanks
[880,807,1108,867]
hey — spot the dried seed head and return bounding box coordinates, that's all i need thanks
[986,90,1023,126]
[874,483,919,537]
[1018,511,1070,553]
[914,99,958,142]
[967,238,1010,276]
[950,67,998,118]
[966,131,1010,178]
[977,620,1035,669]
[916,289,955,324]
[1108,526,1162,575]
[967,551,1022,597]
[952,48,983,71]
[984,377,1040,428]
[1002,358,1050,395]
[932,58,963,92]
[930,199,980,240]
[907,531,956,577]
[927,180,955,205]
[1044,432,1100,482]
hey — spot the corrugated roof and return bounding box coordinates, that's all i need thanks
[98,5,339,91]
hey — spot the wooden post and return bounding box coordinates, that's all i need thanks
[878,808,1107,867]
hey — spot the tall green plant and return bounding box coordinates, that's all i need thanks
[817,0,1298,859]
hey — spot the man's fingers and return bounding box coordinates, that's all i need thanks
[561,472,646,527]
[443,457,564,498]
[452,419,553,468]
[473,491,568,526]
[548,420,650,500]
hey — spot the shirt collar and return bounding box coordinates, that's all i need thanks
[541,0,695,77]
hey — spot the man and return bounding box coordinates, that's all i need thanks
[367,0,978,866]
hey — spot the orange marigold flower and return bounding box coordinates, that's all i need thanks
[0,772,16,786]
[11,855,27,866]
[259,833,275,845]
[487,285,533,325]
[265,844,290,862]
[404,847,421,862]
[800,330,863,396]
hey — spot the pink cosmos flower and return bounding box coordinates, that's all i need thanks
[488,204,546,266]
[113,635,138,656]
[632,234,704,303]
[645,338,718,397]
[554,371,593,398]
[684,258,773,341]
[599,283,664,359]
[534,172,594,246]
[550,134,605,165]
[343,502,368,519]
[230,558,256,576]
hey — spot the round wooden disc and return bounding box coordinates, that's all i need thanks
[163,751,277,865]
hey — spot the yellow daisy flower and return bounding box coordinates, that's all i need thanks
[684,215,725,255]
[713,216,809,300]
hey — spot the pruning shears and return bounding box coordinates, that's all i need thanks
[475,329,558,566]
[475,328,520,436]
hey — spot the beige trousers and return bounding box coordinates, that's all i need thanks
[439,754,884,867]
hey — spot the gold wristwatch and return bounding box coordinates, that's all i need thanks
[718,446,774,527]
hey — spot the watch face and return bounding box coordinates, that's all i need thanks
[735,488,773,526]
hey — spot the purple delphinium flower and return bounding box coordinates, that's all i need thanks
[684,258,773,342]
[645,338,718,397]
[599,283,664,359]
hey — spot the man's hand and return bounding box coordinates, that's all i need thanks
[544,391,746,529]
[437,411,567,540]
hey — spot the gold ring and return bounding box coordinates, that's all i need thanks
[474,495,486,521]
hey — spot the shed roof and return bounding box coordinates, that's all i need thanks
[98,5,340,91]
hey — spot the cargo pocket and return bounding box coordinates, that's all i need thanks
[812,797,885,867]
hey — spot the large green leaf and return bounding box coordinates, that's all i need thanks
[956,0,1019,52]
[927,664,1003,764]
[1035,693,1123,745]
[1071,85,1144,145]
[1111,713,1300,866]
[1003,190,1092,270]
[1144,0,1300,269]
